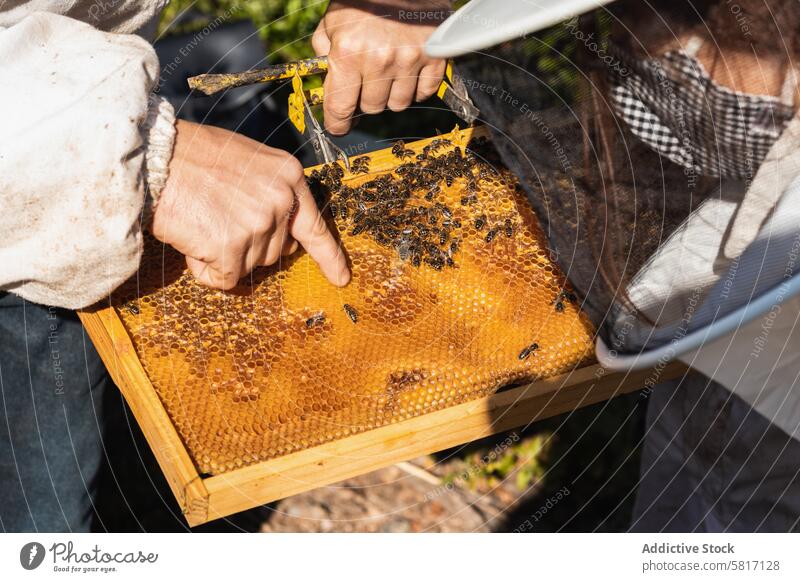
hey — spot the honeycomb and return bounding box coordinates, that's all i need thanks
[111,127,596,475]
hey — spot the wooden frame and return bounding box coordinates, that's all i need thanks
[80,305,686,526]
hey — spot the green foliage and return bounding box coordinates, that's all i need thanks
[444,433,552,493]
[159,0,328,62]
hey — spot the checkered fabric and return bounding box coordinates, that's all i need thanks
[609,47,795,179]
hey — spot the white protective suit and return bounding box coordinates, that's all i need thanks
[0,1,176,309]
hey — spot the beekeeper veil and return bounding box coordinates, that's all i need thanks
[427,0,800,439]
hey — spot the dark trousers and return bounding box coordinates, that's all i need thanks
[631,370,800,532]
[0,292,110,532]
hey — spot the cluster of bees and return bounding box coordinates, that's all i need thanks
[553,289,578,313]
[475,214,514,243]
[307,135,507,272]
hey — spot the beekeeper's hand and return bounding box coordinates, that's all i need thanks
[152,120,350,290]
[312,0,449,135]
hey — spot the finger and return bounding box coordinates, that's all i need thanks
[186,256,241,290]
[359,48,395,113]
[360,76,394,114]
[289,181,350,286]
[244,233,272,270]
[324,51,363,135]
[387,74,419,112]
[416,60,446,102]
[249,170,299,268]
[259,218,291,267]
[311,23,331,56]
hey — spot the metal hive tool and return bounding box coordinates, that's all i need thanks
[109,126,596,476]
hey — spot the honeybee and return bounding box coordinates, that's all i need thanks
[424,256,444,271]
[504,218,514,238]
[422,138,451,156]
[391,140,414,159]
[343,303,359,323]
[305,313,326,328]
[351,156,370,174]
[518,342,539,360]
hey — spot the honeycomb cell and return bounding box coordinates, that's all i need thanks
[110,128,595,475]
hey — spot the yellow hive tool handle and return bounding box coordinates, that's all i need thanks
[187,56,329,95]
[288,76,325,134]
[436,61,455,101]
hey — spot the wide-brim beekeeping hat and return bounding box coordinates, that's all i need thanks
[426,0,617,58]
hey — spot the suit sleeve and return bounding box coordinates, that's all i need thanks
[0,11,176,309]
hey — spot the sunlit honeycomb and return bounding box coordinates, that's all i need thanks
[111,128,596,475]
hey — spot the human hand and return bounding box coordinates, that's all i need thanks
[152,119,350,290]
[312,0,450,135]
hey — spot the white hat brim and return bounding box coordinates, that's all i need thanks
[425,0,616,58]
